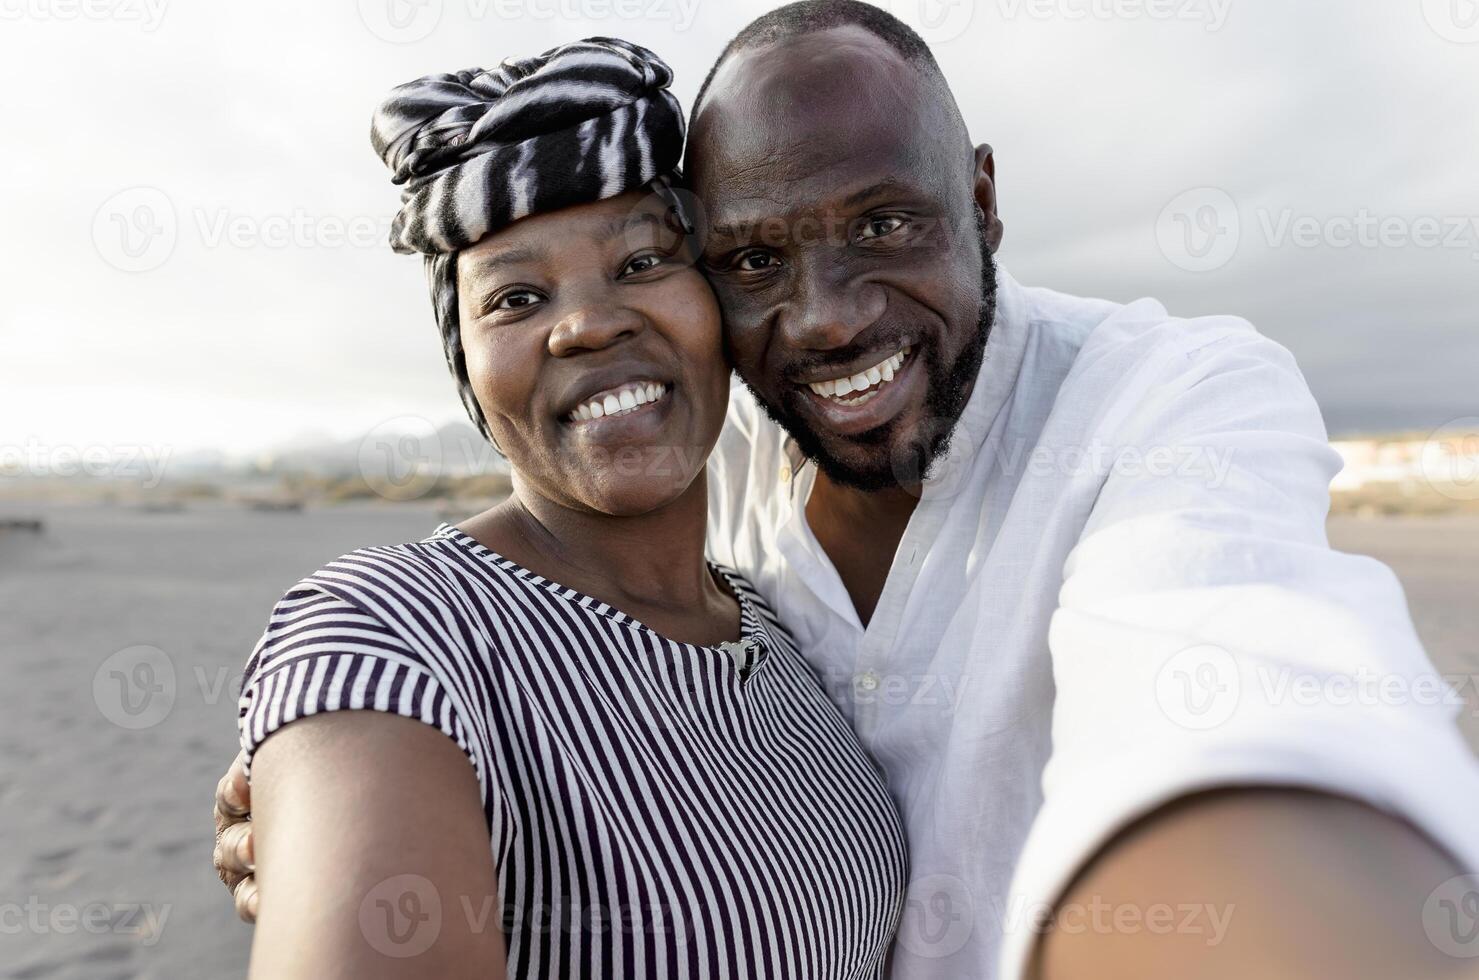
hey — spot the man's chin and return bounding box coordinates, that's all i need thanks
[740,378,934,490]
[813,425,954,491]
[784,409,948,492]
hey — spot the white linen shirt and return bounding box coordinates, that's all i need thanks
[705,266,1479,979]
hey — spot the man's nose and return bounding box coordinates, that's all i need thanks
[783,263,887,352]
[548,296,645,357]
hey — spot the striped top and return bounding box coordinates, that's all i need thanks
[238,524,908,979]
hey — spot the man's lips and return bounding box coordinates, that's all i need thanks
[792,346,923,437]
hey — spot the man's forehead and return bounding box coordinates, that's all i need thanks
[689,26,957,213]
[701,24,916,110]
[694,108,950,236]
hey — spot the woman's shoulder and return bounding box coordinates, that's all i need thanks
[259,527,508,657]
[296,526,491,609]
[240,533,502,803]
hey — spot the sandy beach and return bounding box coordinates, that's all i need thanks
[3,503,1476,978]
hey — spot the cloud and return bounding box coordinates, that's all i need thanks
[3,0,1474,454]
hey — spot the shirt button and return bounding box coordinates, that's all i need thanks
[856,670,880,692]
[778,462,792,484]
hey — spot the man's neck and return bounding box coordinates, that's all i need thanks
[804,469,920,627]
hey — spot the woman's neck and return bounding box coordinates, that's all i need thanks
[467,470,722,616]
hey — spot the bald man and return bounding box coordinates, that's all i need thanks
[217,4,1479,977]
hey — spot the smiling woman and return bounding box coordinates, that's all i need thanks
[227,34,908,980]
[453,192,731,516]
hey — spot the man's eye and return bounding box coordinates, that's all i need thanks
[736,250,782,272]
[858,216,907,241]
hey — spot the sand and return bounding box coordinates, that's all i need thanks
[2,503,1475,978]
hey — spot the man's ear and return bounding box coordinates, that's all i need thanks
[973,143,1004,254]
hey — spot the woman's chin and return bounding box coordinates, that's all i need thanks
[576,470,701,518]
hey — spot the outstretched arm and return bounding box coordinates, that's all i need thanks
[1034,788,1468,980]
[1011,322,1479,977]
[246,710,505,980]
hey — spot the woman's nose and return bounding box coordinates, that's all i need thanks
[548,301,646,357]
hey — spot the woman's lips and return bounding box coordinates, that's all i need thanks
[561,382,676,442]
[565,380,669,424]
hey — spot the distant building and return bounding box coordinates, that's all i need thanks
[1330,432,1479,495]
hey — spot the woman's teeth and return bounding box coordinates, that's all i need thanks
[806,347,910,405]
[568,381,668,423]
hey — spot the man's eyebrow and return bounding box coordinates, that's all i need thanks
[706,183,916,243]
[841,180,909,209]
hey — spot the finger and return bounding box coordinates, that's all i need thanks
[233,875,259,924]
[214,832,242,889]
[215,753,251,821]
[215,821,255,880]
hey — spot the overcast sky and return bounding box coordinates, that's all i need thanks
[4,0,1477,458]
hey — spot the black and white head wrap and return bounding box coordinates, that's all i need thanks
[370,37,688,442]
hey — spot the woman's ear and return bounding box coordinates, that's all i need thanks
[973,143,1004,254]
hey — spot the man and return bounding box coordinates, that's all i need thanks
[217,3,1479,976]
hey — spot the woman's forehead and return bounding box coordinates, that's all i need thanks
[460,192,673,270]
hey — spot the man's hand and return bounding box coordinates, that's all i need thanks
[213,752,258,922]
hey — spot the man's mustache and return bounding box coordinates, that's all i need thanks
[779,326,924,383]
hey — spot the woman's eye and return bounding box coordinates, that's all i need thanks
[494,289,543,311]
[736,250,781,272]
[622,254,662,276]
[858,216,907,241]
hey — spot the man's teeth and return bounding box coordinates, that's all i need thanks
[807,347,910,403]
[568,381,668,422]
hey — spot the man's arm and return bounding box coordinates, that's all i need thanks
[1008,321,1479,977]
[245,710,505,979]
[1035,789,1468,980]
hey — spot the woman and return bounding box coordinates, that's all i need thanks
[233,38,907,979]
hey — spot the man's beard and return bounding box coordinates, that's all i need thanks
[741,220,999,492]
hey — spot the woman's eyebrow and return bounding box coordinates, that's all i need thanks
[599,210,667,243]
[466,242,546,272]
